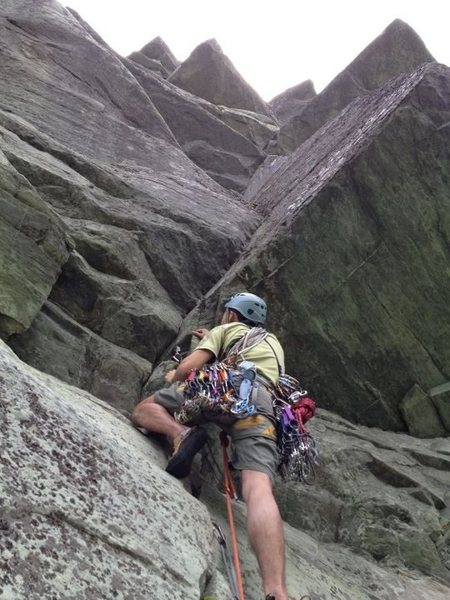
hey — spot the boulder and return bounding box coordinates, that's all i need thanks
[400,384,446,438]
[269,79,316,124]
[207,63,450,431]
[168,39,273,117]
[279,19,435,151]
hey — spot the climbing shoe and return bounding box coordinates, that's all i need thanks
[166,426,208,479]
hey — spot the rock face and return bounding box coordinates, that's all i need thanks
[0,0,258,406]
[1,3,448,433]
[1,341,449,599]
[168,39,273,117]
[431,384,450,432]
[206,63,450,432]
[124,57,268,192]
[277,409,450,587]
[279,19,435,151]
[9,302,153,414]
[1,3,450,597]
[128,37,179,79]
[400,385,447,438]
[0,138,69,337]
[139,36,180,74]
[0,341,218,599]
[269,79,316,124]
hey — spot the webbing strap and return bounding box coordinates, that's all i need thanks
[220,431,245,600]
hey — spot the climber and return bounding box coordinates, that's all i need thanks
[132,292,290,600]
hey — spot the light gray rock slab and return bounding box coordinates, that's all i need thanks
[127,50,169,77]
[0,340,219,599]
[269,79,316,124]
[139,36,179,74]
[2,342,450,598]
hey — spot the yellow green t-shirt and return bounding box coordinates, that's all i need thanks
[196,323,285,386]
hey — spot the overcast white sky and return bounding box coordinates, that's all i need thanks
[65,0,449,101]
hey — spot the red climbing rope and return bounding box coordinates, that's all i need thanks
[220,430,245,600]
[291,397,316,432]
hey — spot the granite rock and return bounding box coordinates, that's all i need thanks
[269,79,316,124]
[279,19,435,151]
[139,36,180,74]
[168,39,273,117]
[204,63,450,431]
[2,341,450,599]
[400,385,446,438]
[0,0,258,400]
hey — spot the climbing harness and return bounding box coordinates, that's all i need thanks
[175,329,268,425]
[220,431,245,600]
[175,360,257,424]
[176,326,319,482]
[273,374,319,483]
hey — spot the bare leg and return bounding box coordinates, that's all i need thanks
[241,470,288,600]
[132,395,188,445]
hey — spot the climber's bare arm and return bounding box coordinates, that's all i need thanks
[172,349,214,382]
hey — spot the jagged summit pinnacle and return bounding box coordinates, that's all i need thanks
[278,18,436,150]
[269,79,316,124]
[168,38,272,116]
[139,36,179,73]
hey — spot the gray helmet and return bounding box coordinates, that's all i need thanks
[224,292,267,324]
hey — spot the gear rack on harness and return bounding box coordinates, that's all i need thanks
[273,374,319,483]
[175,326,319,483]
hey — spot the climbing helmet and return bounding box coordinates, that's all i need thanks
[224,292,267,324]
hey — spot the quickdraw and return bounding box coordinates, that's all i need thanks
[213,523,241,600]
[175,361,257,425]
[273,374,319,484]
[175,328,267,425]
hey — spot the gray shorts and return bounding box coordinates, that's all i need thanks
[154,381,279,480]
